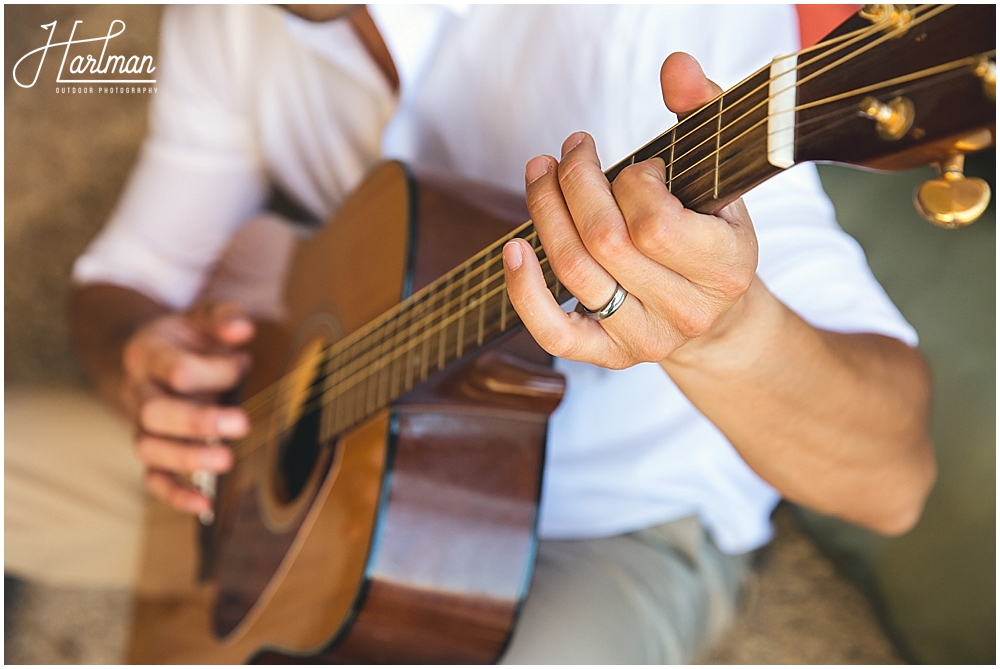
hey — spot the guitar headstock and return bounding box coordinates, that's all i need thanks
[791,4,995,227]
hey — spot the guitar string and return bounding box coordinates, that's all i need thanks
[231,48,988,446]
[239,38,982,431]
[234,7,970,431]
[232,10,918,419]
[228,54,991,463]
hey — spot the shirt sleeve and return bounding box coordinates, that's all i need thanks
[606,4,917,347]
[72,5,268,310]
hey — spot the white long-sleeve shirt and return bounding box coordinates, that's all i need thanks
[74,5,917,553]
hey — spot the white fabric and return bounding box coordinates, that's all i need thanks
[72,5,918,553]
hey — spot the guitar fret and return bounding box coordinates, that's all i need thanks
[420,317,430,381]
[500,276,508,331]
[351,381,362,425]
[477,251,489,345]
[334,391,344,438]
[389,347,400,399]
[364,372,375,416]
[456,264,470,358]
[372,340,385,411]
[321,395,330,441]
[438,276,451,371]
[668,128,675,191]
[714,96,723,199]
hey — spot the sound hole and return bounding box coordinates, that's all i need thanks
[273,368,329,505]
[275,402,321,504]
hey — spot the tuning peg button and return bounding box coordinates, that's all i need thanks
[974,57,995,101]
[914,154,991,229]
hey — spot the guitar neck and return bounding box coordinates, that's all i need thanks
[288,3,995,442]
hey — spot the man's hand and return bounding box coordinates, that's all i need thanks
[503,53,757,368]
[501,52,935,536]
[121,301,254,515]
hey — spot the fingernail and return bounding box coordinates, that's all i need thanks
[561,131,585,156]
[503,241,523,271]
[217,412,248,437]
[525,155,550,184]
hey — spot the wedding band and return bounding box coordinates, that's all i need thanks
[581,283,628,321]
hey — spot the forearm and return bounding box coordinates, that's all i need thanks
[69,283,170,416]
[662,277,936,536]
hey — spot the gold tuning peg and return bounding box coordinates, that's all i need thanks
[914,154,991,229]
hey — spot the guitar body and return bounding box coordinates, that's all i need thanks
[128,162,564,664]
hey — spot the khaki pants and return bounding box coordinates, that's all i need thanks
[5,385,746,663]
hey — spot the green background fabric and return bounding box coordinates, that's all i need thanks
[799,150,996,664]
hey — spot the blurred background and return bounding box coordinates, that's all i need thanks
[5,4,995,664]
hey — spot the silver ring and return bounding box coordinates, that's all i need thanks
[581,283,628,321]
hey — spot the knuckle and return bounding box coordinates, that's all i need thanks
[615,161,655,189]
[630,211,672,257]
[121,334,151,377]
[167,361,193,393]
[537,326,576,359]
[587,221,631,259]
[715,264,755,300]
[551,249,592,290]
[675,307,715,340]
[557,153,590,189]
[525,181,556,216]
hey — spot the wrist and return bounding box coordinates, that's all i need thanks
[663,275,787,373]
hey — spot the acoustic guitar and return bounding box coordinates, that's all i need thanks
[128,5,995,663]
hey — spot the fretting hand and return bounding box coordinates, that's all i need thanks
[502,52,760,369]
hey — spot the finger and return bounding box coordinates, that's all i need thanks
[140,395,249,440]
[137,338,249,395]
[135,434,233,474]
[524,154,619,312]
[145,470,212,515]
[189,300,255,346]
[503,237,633,366]
[613,158,746,284]
[556,133,663,286]
[660,52,724,118]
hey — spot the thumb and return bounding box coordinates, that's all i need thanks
[189,301,255,346]
[660,52,724,119]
